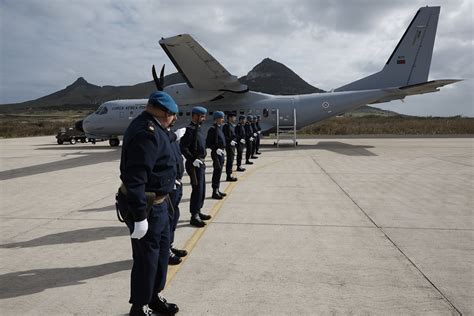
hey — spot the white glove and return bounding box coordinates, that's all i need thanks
[175,179,181,186]
[193,159,203,168]
[174,128,186,141]
[253,133,257,137]
[240,139,245,144]
[216,148,225,156]
[230,140,237,146]
[250,137,254,141]
[258,131,261,134]
[131,219,148,239]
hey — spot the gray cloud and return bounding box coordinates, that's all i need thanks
[1,0,472,116]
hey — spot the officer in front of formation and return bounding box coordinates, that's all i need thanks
[206,111,228,200]
[119,91,180,316]
[180,106,212,228]
[222,112,238,182]
[244,115,257,164]
[234,115,247,172]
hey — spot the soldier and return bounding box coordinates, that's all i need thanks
[180,106,212,228]
[250,115,259,158]
[222,112,238,181]
[255,115,262,155]
[167,124,188,265]
[118,91,179,315]
[234,115,246,172]
[244,115,256,164]
[206,111,227,199]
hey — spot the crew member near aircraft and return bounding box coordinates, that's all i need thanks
[180,106,212,227]
[222,112,238,181]
[235,115,247,172]
[206,111,228,200]
[244,115,255,164]
[250,115,259,158]
[255,115,262,155]
[167,123,188,265]
[118,91,180,316]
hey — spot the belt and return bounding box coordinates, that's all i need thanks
[120,184,167,206]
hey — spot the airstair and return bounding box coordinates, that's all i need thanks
[274,108,298,147]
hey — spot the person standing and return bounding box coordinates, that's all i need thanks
[244,115,255,164]
[255,115,262,155]
[222,112,238,181]
[206,111,227,199]
[180,106,212,227]
[234,115,247,172]
[118,91,180,315]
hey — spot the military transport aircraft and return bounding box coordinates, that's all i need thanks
[79,6,459,147]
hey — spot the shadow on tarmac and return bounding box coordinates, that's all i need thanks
[0,260,131,299]
[0,226,128,249]
[79,205,116,212]
[0,146,121,181]
[261,141,377,156]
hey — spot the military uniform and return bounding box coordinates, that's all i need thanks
[250,117,258,157]
[119,110,176,309]
[244,116,255,164]
[222,115,238,180]
[255,116,262,154]
[206,119,226,198]
[180,113,210,227]
[235,116,246,171]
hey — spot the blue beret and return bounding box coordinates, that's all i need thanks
[213,111,224,119]
[192,106,207,115]
[148,91,178,114]
[246,115,253,120]
[239,115,246,121]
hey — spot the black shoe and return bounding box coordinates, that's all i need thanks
[246,160,254,165]
[256,151,262,155]
[190,214,206,227]
[218,191,227,197]
[169,251,182,265]
[212,192,223,200]
[199,212,212,220]
[251,156,258,159]
[129,304,152,316]
[226,176,238,182]
[236,167,246,172]
[149,294,179,315]
[171,247,188,257]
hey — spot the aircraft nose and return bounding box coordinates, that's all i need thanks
[75,120,84,132]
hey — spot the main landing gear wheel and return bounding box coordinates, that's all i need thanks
[70,138,77,145]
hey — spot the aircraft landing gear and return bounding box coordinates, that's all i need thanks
[109,138,120,147]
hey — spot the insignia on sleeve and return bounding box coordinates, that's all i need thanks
[146,121,156,133]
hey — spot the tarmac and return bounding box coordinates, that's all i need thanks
[0,135,472,315]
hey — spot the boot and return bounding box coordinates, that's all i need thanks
[212,189,223,200]
[218,191,227,197]
[226,175,238,182]
[149,294,179,315]
[236,166,246,172]
[199,212,212,220]
[190,214,206,227]
[245,160,254,165]
[168,250,182,265]
[129,305,152,316]
[251,155,258,159]
[171,247,188,257]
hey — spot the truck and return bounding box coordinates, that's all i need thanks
[55,127,88,145]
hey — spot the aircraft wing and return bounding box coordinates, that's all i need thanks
[370,79,462,104]
[159,34,248,93]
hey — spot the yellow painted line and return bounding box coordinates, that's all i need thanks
[165,159,281,288]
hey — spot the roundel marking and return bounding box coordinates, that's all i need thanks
[322,101,330,109]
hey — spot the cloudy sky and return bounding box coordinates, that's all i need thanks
[1,0,472,116]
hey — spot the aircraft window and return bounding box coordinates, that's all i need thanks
[263,108,269,117]
[186,112,190,116]
[98,106,108,115]
[179,112,183,116]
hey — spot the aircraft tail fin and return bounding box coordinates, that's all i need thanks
[335,6,440,92]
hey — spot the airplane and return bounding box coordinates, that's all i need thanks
[79,6,460,147]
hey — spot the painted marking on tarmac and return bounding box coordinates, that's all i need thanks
[165,158,281,288]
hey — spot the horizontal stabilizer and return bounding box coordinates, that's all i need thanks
[159,34,248,93]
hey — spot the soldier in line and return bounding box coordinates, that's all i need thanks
[222,112,238,182]
[206,111,228,200]
[255,115,262,155]
[244,115,257,164]
[250,115,259,157]
[118,91,180,315]
[234,115,247,172]
[167,123,188,265]
[180,106,212,228]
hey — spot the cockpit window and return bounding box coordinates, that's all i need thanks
[96,106,108,115]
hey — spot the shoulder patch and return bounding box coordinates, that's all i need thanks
[146,121,156,133]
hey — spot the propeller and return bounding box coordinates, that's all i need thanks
[152,64,165,91]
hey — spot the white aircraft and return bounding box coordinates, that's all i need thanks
[80,6,459,147]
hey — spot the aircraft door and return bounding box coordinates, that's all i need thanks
[276,98,296,126]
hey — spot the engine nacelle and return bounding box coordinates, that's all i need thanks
[164,83,223,105]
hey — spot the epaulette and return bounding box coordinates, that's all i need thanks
[146,120,156,134]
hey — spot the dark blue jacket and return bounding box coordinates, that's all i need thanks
[180,122,207,161]
[206,124,226,151]
[244,123,253,140]
[222,122,236,148]
[235,123,245,143]
[120,111,176,221]
[168,130,185,180]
